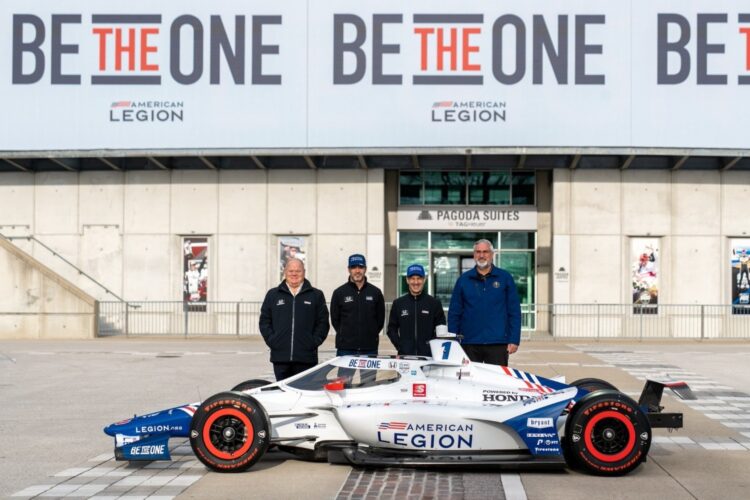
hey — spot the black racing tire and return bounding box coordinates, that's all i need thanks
[190,391,270,472]
[565,390,651,476]
[231,379,272,392]
[570,378,619,393]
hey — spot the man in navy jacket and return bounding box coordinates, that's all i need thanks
[259,258,330,380]
[448,239,521,366]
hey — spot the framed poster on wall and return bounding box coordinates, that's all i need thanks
[731,239,750,312]
[631,238,659,313]
[279,236,307,282]
[183,237,208,312]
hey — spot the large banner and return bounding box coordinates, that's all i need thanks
[1,1,749,151]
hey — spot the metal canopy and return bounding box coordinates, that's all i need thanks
[2,150,750,173]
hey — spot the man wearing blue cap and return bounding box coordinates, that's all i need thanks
[331,254,386,356]
[387,264,446,356]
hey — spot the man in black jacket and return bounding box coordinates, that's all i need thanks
[259,258,330,380]
[330,254,385,356]
[387,264,446,356]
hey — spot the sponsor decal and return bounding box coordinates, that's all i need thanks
[522,394,551,406]
[399,361,411,373]
[401,309,409,317]
[527,432,556,438]
[482,390,531,402]
[109,100,184,123]
[455,370,471,378]
[421,309,429,314]
[257,430,267,439]
[493,281,500,288]
[129,444,166,455]
[134,425,182,433]
[114,418,132,425]
[387,361,398,369]
[410,370,417,375]
[314,423,327,429]
[377,422,474,449]
[344,296,354,303]
[276,299,285,306]
[431,100,506,124]
[295,423,311,429]
[304,300,311,305]
[412,383,427,397]
[527,418,554,429]
[348,358,382,369]
[366,296,374,301]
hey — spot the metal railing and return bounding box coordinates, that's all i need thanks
[97,302,750,339]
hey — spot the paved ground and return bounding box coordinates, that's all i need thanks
[2,337,750,499]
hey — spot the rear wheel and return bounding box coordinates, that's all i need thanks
[231,379,272,392]
[570,378,618,393]
[564,391,651,476]
[190,391,270,472]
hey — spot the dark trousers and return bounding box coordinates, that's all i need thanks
[462,344,509,366]
[273,362,316,381]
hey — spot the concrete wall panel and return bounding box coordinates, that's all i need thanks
[124,171,171,234]
[170,170,219,235]
[671,236,721,304]
[622,170,671,236]
[722,172,750,237]
[552,169,571,234]
[672,171,721,235]
[268,170,316,234]
[0,173,34,230]
[570,170,621,235]
[80,226,122,297]
[79,171,124,229]
[215,234,268,301]
[123,235,172,300]
[317,170,367,234]
[35,173,78,234]
[218,170,268,234]
[570,235,621,303]
[316,234,368,299]
[367,169,385,234]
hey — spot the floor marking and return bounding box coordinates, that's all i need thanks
[500,473,527,500]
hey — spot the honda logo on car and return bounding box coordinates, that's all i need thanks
[377,422,474,449]
[348,358,381,369]
[527,418,553,429]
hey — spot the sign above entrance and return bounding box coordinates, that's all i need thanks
[397,207,536,230]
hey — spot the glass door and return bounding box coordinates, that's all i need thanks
[432,254,465,307]
[498,251,535,328]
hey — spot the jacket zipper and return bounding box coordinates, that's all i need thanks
[290,293,296,361]
[413,296,418,351]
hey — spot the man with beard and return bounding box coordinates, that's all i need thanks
[330,254,385,356]
[447,239,521,366]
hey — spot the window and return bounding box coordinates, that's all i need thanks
[399,170,535,206]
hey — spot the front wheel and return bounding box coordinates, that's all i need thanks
[565,391,651,476]
[190,391,270,472]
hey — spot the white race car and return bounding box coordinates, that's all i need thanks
[104,336,694,476]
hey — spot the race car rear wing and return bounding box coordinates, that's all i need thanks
[638,379,696,429]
